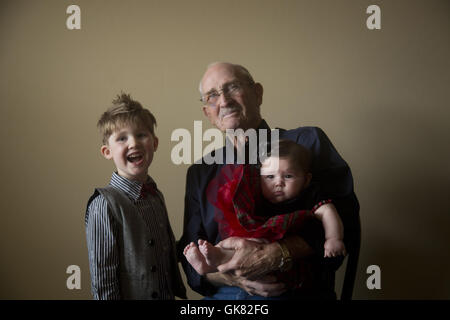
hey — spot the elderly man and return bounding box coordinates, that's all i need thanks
[179,62,359,300]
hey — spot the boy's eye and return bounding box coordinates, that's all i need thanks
[117,136,127,142]
[284,174,293,179]
[264,175,274,179]
[137,132,148,138]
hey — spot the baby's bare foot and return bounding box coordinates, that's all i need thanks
[183,241,215,275]
[198,240,230,268]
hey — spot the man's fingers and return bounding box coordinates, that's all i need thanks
[216,262,233,273]
[242,279,284,291]
[245,237,269,244]
[217,236,243,250]
[256,275,278,284]
[217,252,242,273]
[255,286,286,298]
[241,279,286,297]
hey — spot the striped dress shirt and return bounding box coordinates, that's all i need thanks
[86,172,175,299]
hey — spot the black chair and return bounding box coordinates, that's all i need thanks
[340,210,361,300]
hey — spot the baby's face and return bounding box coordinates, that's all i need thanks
[260,157,310,203]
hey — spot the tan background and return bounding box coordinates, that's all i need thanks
[0,0,449,299]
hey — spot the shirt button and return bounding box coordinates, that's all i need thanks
[151,291,158,299]
[148,239,154,246]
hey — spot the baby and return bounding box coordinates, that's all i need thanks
[184,139,346,275]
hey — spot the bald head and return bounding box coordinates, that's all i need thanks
[199,62,255,96]
[199,62,263,131]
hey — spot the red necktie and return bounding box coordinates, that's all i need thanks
[140,183,157,199]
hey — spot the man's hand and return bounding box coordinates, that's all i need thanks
[237,275,287,297]
[215,237,282,280]
[206,272,287,297]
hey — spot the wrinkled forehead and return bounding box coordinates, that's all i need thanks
[201,64,243,94]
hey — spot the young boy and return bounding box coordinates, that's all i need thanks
[85,93,186,300]
[183,139,346,275]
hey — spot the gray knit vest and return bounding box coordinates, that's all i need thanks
[88,186,186,300]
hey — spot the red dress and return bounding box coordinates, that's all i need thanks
[207,164,329,241]
[206,164,330,290]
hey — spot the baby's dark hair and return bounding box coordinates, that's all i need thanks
[261,139,312,173]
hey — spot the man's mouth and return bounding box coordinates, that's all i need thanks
[220,107,240,119]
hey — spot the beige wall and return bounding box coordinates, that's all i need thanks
[1,0,449,299]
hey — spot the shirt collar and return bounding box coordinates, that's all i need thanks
[109,172,157,201]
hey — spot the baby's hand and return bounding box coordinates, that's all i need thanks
[324,238,346,258]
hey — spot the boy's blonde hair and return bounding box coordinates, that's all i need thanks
[97,93,157,144]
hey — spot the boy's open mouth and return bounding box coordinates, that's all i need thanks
[127,153,143,163]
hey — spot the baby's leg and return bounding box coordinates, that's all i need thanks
[198,239,234,268]
[183,242,216,275]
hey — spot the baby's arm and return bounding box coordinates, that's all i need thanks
[313,202,346,257]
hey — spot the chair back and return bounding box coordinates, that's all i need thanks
[340,212,361,300]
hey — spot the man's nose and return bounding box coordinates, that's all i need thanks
[217,91,232,107]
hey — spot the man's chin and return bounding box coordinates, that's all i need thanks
[217,118,241,131]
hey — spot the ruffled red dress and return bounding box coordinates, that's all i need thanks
[206,164,330,290]
[207,164,330,241]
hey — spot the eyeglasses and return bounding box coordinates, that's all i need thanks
[200,81,253,107]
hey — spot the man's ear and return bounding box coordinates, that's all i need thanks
[101,145,112,160]
[254,83,264,107]
[153,136,159,151]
